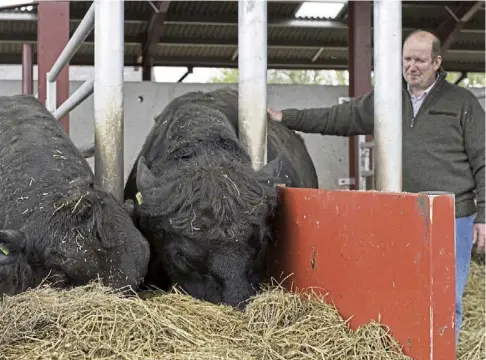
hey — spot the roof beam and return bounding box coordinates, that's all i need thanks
[142,1,170,59]
[0,53,482,73]
[2,11,484,34]
[435,1,484,54]
[140,1,170,80]
[0,35,482,56]
[0,34,482,57]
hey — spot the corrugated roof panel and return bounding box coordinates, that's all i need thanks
[402,7,448,22]
[164,24,236,40]
[0,0,482,73]
[167,1,302,18]
[454,32,485,47]
[125,21,147,37]
[267,1,305,18]
[469,10,485,28]
[70,1,92,13]
[125,43,141,56]
[446,52,485,62]
[268,47,318,60]
[70,1,150,22]
[0,42,22,53]
[0,19,35,35]
[78,43,94,55]
[157,44,236,58]
[268,26,347,43]
[316,48,348,61]
[69,20,144,38]
[168,1,237,17]
[162,24,347,46]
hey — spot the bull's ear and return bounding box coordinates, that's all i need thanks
[258,155,282,179]
[136,156,156,191]
[0,229,26,255]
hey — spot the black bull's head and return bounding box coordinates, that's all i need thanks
[132,155,283,308]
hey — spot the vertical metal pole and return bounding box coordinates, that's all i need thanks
[238,0,268,171]
[94,0,124,202]
[37,1,70,133]
[373,0,402,192]
[348,1,373,191]
[22,44,33,95]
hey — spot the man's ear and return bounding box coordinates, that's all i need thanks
[433,55,442,70]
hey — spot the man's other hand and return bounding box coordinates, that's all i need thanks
[267,108,283,122]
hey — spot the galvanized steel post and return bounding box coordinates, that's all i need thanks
[94,0,125,202]
[22,44,33,95]
[373,0,402,192]
[238,0,268,171]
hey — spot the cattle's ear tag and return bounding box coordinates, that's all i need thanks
[136,192,144,205]
[0,244,9,255]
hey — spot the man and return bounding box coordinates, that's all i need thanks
[267,29,485,342]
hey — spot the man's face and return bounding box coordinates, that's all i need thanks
[402,36,441,91]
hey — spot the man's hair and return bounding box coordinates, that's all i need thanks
[404,29,442,59]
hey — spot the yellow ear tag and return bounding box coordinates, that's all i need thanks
[0,244,9,255]
[136,192,144,205]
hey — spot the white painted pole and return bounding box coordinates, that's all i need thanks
[238,0,268,171]
[94,0,124,202]
[373,0,402,192]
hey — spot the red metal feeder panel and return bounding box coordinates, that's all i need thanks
[268,188,456,360]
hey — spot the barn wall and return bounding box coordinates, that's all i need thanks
[0,80,484,190]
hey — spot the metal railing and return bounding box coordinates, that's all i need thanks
[46,2,95,118]
[44,0,125,202]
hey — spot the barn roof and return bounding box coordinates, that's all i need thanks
[0,1,484,73]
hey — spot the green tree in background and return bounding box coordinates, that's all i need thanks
[209,68,485,88]
[210,69,349,85]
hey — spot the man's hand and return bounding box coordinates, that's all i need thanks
[267,108,283,122]
[473,223,485,252]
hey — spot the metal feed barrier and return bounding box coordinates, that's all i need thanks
[45,0,125,203]
[41,0,457,357]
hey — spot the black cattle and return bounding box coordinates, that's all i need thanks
[0,95,150,297]
[0,229,35,296]
[124,88,318,308]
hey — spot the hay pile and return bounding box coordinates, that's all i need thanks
[1,256,483,360]
[0,283,411,360]
[457,255,485,360]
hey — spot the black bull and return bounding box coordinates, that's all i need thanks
[0,95,150,297]
[124,88,318,308]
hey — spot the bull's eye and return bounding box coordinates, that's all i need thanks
[0,244,10,255]
[0,244,13,265]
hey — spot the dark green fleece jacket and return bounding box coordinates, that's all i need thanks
[280,69,485,223]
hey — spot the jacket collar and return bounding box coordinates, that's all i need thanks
[401,67,448,90]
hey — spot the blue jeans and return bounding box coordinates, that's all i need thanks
[455,214,475,342]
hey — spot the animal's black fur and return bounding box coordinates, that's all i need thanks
[0,95,150,296]
[124,88,318,308]
[0,229,39,296]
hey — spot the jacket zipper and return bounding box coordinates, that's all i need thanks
[406,93,415,127]
[407,74,445,128]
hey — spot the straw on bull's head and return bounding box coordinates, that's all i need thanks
[134,154,282,308]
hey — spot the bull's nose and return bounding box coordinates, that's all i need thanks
[224,289,255,310]
[235,300,250,311]
[108,275,143,294]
